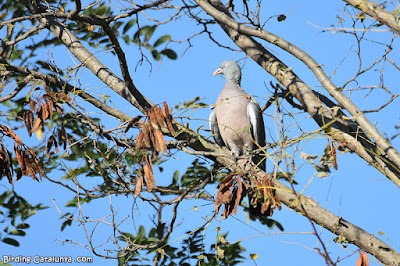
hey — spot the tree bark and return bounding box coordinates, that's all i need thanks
[342,0,400,34]
[194,0,400,188]
[18,2,400,265]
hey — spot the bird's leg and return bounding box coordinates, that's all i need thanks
[228,146,251,172]
[229,148,252,171]
[243,146,253,164]
[242,147,259,171]
[230,149,247,170]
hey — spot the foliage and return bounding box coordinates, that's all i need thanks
[0,0,400,265]
[0,189,48,247]
[117,226,246,266]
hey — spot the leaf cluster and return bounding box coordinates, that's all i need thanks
[131,103,176,196]
[117,226,246,266]
[0,190,48,247]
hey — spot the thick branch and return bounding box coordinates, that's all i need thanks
[195,0,399,170]
[342,0,400,34]
[194,0,400,188]
[0,59,132,122]
[15,2,399,264]
[23,5,154,113]
[273,174,399,266]
[176,123,400,265]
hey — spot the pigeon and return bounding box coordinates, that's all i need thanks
[210,60,266,217]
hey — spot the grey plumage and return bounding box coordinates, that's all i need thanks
[210,60,265,170]
[210,60,266,217]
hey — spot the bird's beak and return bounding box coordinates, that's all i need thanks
[213,68,222,76]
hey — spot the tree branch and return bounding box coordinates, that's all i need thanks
[21,2,153,113]
[15,2,400,264]
[193,0,400,186]
[172,120,400,265]
[342,0,400,34]
[4,23,46,46]
[193,0,400,188]
[0,59,132,122]
[0,74,33,103]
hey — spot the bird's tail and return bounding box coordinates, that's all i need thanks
[253,153,265,172]
[248,154,266,218]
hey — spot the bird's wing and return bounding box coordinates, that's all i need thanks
[247,99,266,171]
[209,109,225,147]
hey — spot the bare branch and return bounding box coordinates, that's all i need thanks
[195,0,400,180]
[0,74,33,103]
[0,59,132,122]
[20,2,153,113]
[4,23,46,46]
[7,2,399,264]
[387,57,400,72]
[70,0,81,17]
[342,0,400,34]
[111,0,171,22]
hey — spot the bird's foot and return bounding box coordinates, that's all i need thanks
[234,158,254,172]
[230,149,240,159]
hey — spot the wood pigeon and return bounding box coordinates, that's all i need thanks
[209,60,266,217]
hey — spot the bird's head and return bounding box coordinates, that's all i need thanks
[213,60,241,84]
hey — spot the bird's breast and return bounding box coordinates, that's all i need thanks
[214,90,253,153]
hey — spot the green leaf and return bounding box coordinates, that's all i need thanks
[144,25,157,43]
[161,49,177,60]
[65,198,78,207]
[197,136,210,149]
[266,218,284,231]
[2,238,19,246]
[172,170,180,184]
[117,250,128,266]
[0,191,11,202]
[123,19,137,33]
[9,229,26,236]
[136,225,146,244]
[197,254,206,260]
[174,127,189,137]
[10,49,23,60]
[154,35,171,47]
[16,223,30,229]
[147,237,159,243]
[122,34,131,45]
[61,218,72,231]
[277,14,286,22]
[135,25,158,44]
[149,228,157,238]
[358,12,366,22]
[2,101,12,108]
[112,21,124,31]
[61,168,86,180]
[100,94,109,103]
[152,50,161,61]
[120,232,135,242]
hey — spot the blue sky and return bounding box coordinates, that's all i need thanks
[1,0,400,265]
